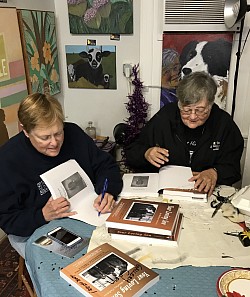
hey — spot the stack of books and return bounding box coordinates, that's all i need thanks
[105,198,183,247]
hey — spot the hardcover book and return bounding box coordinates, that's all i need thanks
[105,198,180,236]
[108,213,183,247]
[60,243,159,297]
[120,165,207,201]
[40,159,110,226]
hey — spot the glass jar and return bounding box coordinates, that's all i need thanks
[85,121,96,139]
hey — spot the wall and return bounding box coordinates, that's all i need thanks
[0,0,55,242]
[53,0,140,138]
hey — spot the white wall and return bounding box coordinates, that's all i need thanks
[53,0,140,139]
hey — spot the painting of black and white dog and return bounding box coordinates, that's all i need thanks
[180,39,233,109]
[66,45,116,89]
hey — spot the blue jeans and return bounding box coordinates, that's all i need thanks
[8,234,30,258]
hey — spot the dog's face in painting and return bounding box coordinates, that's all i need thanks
[180,39,232,109]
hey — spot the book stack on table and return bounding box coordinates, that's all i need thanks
[105,198,183,247]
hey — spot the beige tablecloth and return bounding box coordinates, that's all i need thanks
[88,187,250,269]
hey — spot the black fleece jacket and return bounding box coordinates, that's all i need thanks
[0,122,122,236]
[125,102,244,186]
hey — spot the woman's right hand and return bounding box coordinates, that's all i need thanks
[42,197,77,221]
[145,146,169,168]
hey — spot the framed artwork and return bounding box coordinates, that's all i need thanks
[18,9,61,95]
[67,0,133,34]
[66,45,117,89]
[161,32,234,110]
[0,7,28,140]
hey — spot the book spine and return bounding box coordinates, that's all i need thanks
[107,227,175,240]
[163,188,207,198]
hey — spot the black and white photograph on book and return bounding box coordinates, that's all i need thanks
[125,202,158,223]
[80,253,130,291]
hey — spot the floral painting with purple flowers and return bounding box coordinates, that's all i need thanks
[67,0,133,34]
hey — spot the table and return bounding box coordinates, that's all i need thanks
[94,137,116,156]
[25,218,231,297]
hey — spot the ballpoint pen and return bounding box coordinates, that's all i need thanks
[98,178,108,217]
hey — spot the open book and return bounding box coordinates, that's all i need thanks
[40,159,110,226]
[120,165,207,202]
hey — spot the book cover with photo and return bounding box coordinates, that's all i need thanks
[108,213,183,247]
[105,198,180,236]
[60,243,159,297]
[120,165,207,201]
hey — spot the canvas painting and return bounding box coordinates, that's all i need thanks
[161,32,234,110]
[0,7,28,142]
[66,45,117,89]
[67,0,133,34]
[18,9,61,95]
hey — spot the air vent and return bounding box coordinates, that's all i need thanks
[163,0,238,31]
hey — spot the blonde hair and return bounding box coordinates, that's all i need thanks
[18,93,64,133]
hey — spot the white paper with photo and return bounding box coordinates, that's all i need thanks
[40,159,109,226]
[120,173,159,197]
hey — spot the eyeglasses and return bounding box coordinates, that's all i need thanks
[178,104,212,116]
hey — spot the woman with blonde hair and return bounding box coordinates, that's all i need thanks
[0,93,122,257]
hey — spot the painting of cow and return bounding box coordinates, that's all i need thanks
[65,45,117,89]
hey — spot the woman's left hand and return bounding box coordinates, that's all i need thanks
[189,168,218,197]
[93,193,116,214]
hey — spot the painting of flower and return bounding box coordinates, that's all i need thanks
[67,0,133,34]
[18,10,61,95]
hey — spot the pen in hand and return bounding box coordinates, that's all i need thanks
[98,178,108,217]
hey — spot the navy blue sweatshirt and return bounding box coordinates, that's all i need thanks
[0,122,122,236]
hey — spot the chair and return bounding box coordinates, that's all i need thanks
[17,255,37,297]
[7,235,37,297]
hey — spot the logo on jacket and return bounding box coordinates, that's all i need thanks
[210,141,220,151]
[37,181,49,195]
